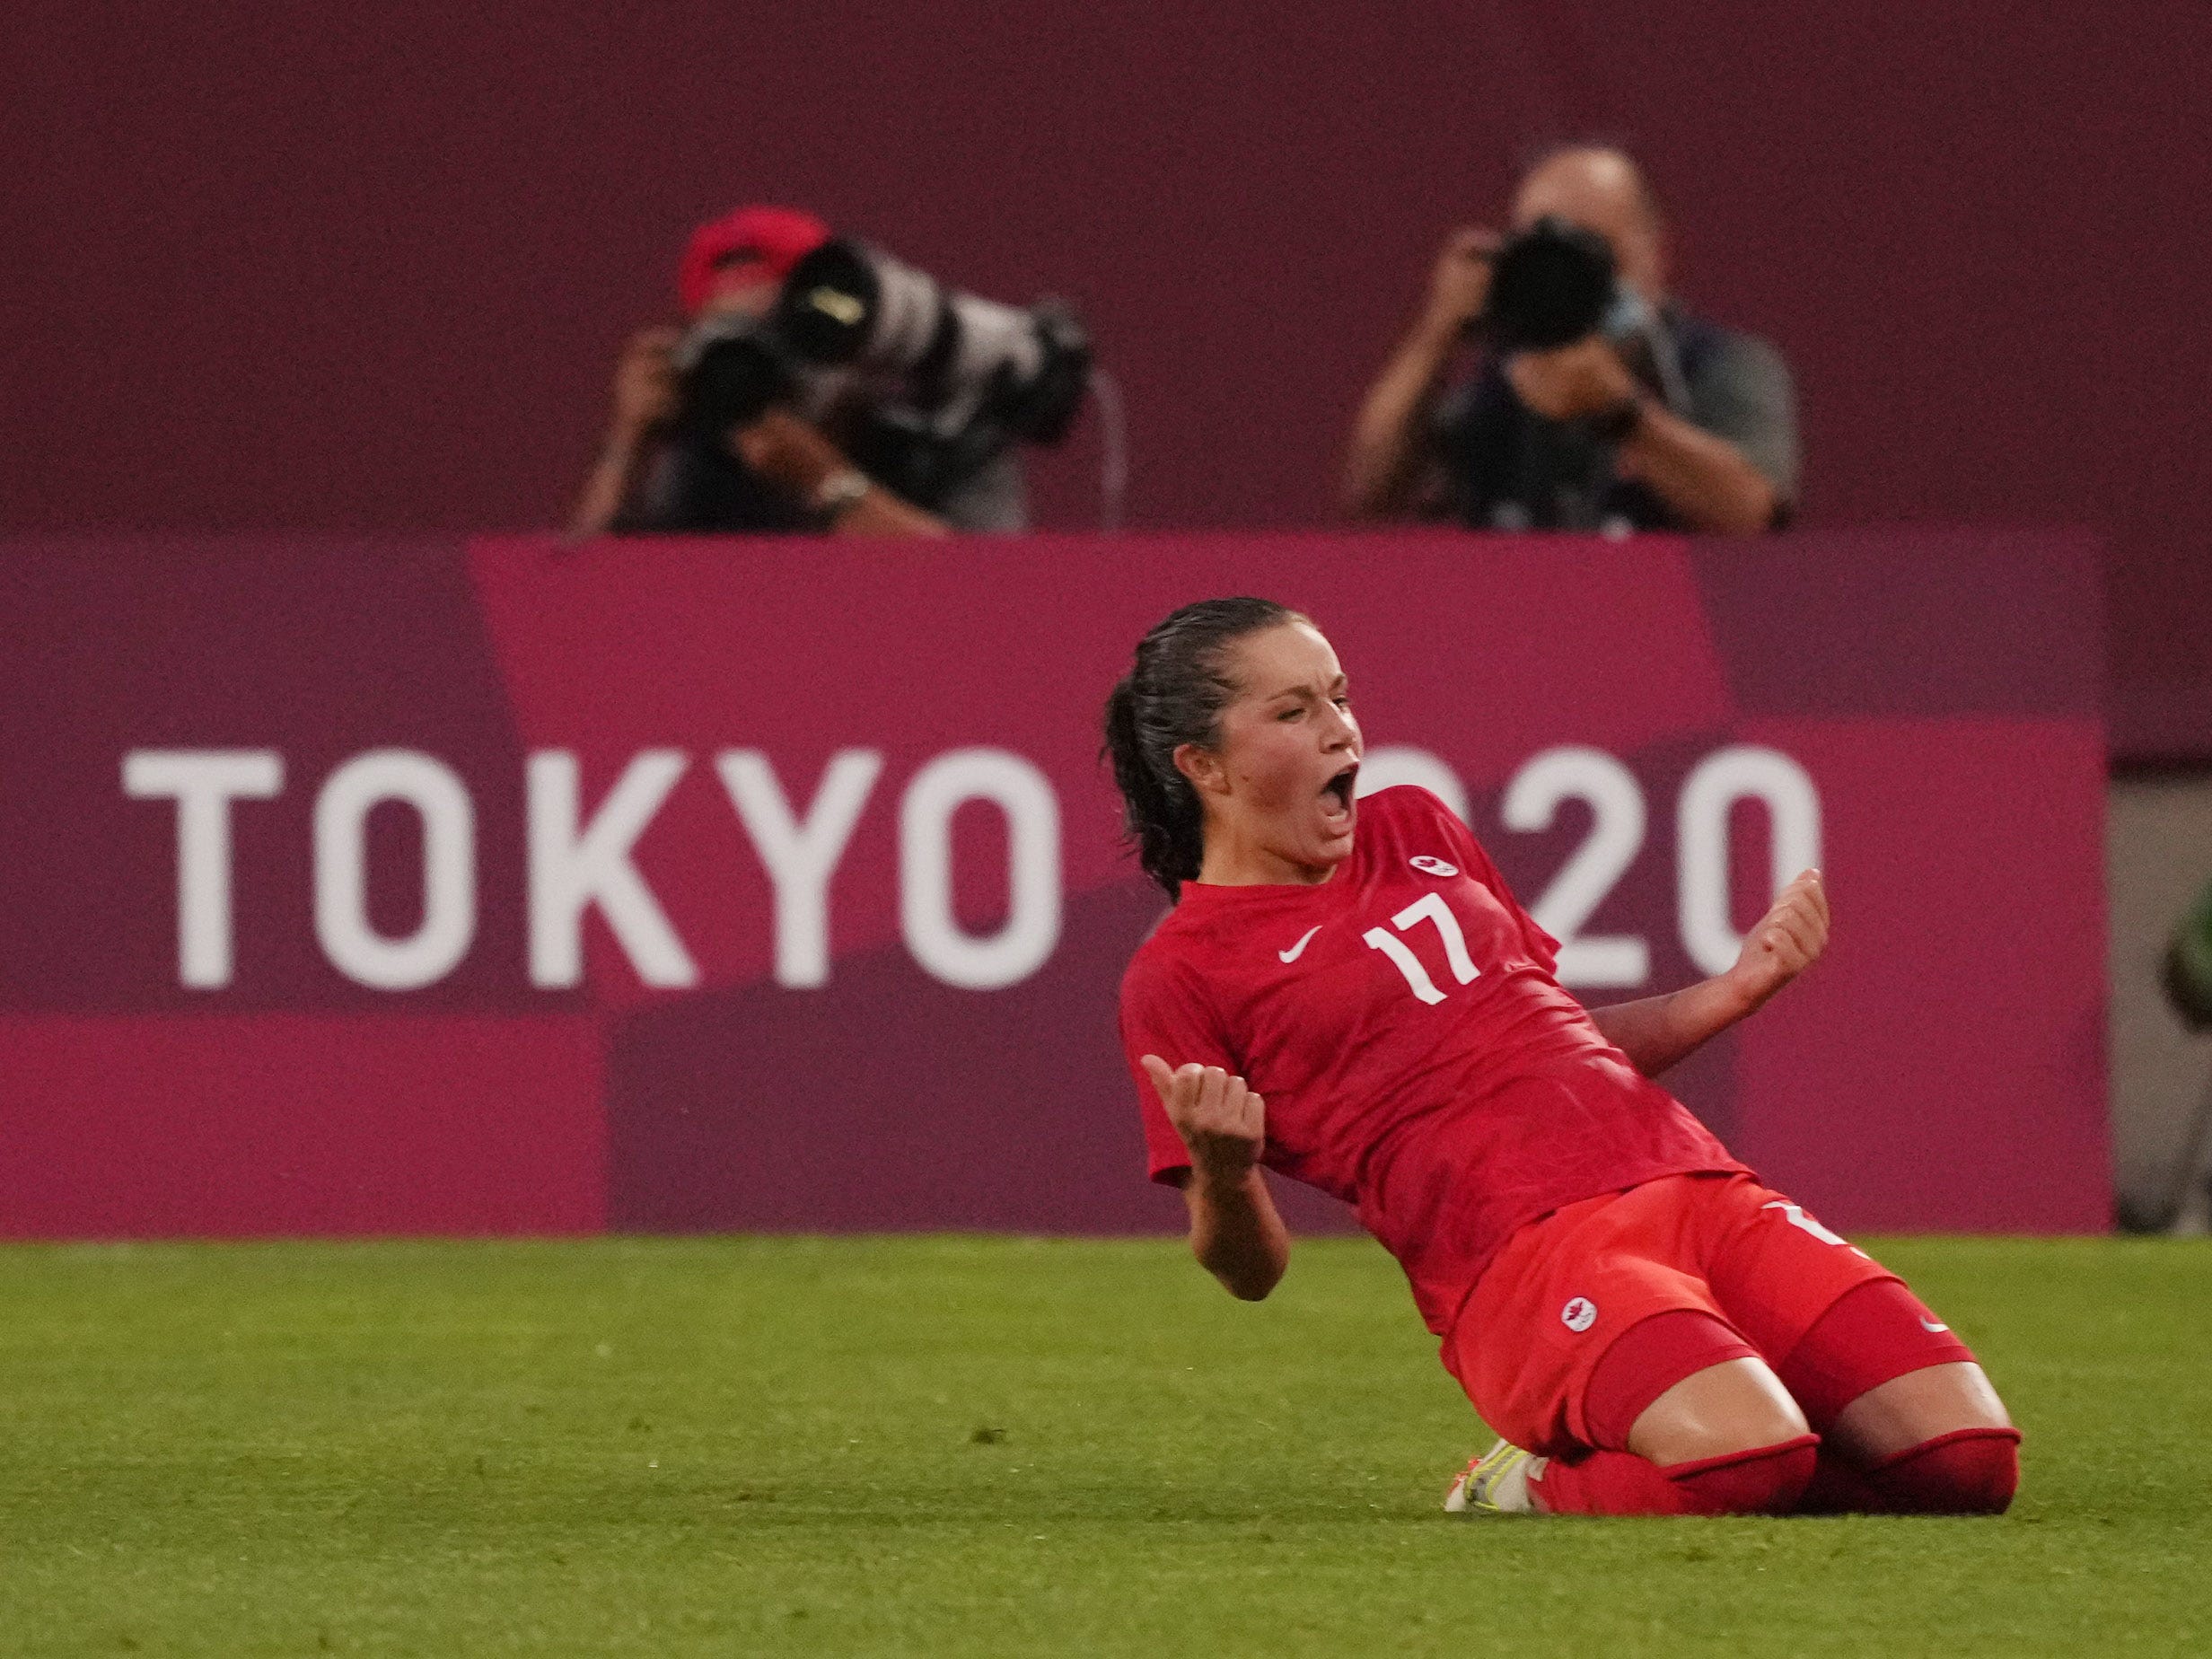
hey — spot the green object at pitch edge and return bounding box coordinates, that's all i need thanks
[2164,873,2212,1029]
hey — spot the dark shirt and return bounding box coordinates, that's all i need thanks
[1432,309,1798,533]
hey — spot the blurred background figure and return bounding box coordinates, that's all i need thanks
[2111,863,2212,1233]
[570,204,1089,540]
[1342,146,1797,536]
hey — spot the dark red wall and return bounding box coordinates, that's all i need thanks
[3,2,2207,752]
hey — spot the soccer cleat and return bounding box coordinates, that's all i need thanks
[1444,1437,1547,1515]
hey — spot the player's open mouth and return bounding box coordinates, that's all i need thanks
[1320,764,1359,829]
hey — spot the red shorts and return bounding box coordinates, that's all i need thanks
[1443,1172,1954,1456]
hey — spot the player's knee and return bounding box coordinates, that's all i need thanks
[1663,1434,1821,1516]
[1867,1426,2022,1515]
[1627,1361,1810,1468]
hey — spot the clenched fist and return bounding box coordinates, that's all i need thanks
[1140,1058,1265,1182]
[1724,868,1830,1013]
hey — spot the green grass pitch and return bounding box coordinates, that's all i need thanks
[1,1233,2207,1656]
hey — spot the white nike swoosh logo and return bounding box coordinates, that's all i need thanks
[1920,1318,1950,1333]
[1278,926,1322,963]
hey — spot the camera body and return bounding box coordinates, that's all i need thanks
[671,237,1091,507]
[1481,215,1651,352]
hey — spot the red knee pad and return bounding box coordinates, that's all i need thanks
[1866,1426,2022,1514]
[1661,1435,1821,1516]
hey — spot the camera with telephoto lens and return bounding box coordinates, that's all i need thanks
[671,237,1091,506]
[1480,215,1646,351]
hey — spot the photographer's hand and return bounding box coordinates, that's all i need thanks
[732,410,951,540]
[610,327,682,437]
[566,327,684,543]
[1612,401,1782,533]
[1422,226,1502,336]
[1505,336,1640,422]
[1341,227,1500,519]
[1508,338,1782,532]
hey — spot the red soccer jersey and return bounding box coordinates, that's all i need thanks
[1118,785,1745,1334]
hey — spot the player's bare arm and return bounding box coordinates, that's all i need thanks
[1589,869,1830,1077]
[1140,1056,1290,1301]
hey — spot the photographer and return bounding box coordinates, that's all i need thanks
[569,205,1052,540]
[1343,148,1797,535]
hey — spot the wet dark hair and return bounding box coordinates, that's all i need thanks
[1102,596,1310,899]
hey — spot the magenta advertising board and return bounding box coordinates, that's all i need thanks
[0,531,2107,1240]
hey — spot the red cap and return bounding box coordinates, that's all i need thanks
[677,205,832,316]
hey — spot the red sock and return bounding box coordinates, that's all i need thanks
[1796,1428,2021,1514]
[1865,1426,2021,1514]
[1531,1435,1819,1516]
[1795,1444,1887,1514]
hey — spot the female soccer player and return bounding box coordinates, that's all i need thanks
[1106,597,2019,1517]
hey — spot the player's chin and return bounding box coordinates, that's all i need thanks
[1309,801,1358,860]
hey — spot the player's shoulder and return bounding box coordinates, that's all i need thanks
[1119,915,1233,1038]
[1362,782,1456,821]
[1120,901,1216,995]
[1360,783,1473,844]
[1359,783,1501,874]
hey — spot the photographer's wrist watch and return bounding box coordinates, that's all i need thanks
[811,468,873,520]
